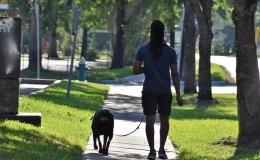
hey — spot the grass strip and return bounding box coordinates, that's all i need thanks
[169,94,260,160]
[0,80,109,159]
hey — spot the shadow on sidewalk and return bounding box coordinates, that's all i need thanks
[103,93,160,123]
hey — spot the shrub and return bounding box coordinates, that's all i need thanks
[86,49,99,61]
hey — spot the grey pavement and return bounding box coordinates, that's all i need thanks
[20,83,49,96]
[197,54,260,82]
[20,57,109,71]
[19,79,60,97]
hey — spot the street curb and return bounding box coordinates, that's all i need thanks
[99,79,236,86]
[20,78,57,84]
[26,80,62,97]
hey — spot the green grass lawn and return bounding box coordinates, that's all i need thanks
[20,67,133,82]
[169,94,260,160]
[21,68,77,80]
[87,66,133,81]
[21,62,226,82]
[195,63,226,81]
[0,80,109,159]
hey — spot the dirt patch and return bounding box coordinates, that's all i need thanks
[183,98,198,105]
[197,99,220,106]
[212,136,260,149]
[211,136,237,147]
[176,98,220,106]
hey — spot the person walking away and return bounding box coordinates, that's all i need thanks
[133,20,183,160]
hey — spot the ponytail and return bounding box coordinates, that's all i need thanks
[149,20,166,59]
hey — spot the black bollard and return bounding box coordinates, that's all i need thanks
[0,17,41,126]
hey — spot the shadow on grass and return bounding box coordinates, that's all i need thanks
[170,94,237,120]
[30,81,109,112]
[179,148,259,160]
[0,124,82,159]
[179,149,217,160]
[170,106,237,120]
[20,68,76,80]
[227,147,260,160]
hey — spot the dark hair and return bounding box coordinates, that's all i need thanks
[149,20,166,59]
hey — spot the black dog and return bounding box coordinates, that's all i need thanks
[91,109,114,155]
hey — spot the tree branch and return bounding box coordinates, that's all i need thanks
[190,0,207,29]
[244,0,258,16]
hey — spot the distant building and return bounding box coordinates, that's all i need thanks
[0,4,19,17]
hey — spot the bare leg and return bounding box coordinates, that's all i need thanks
[146,115,156,151]
[159,114,169,152]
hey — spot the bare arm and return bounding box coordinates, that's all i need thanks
[170,64,183,106]
[133,60,144,75]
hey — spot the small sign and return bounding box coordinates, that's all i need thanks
[0,17,21,78]
[0,23,12,33]
[71,6,80,35]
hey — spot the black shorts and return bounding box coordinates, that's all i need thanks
[141,92,172,116]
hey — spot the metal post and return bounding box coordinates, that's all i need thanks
[177,5,185,75]
[21,27,24,69]
[35,0,40,79]
[66,34,77,99]
[66,6,80,99]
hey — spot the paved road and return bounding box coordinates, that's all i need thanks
[197,55,260,82]
[20,57,109,71]
[20,83,49,96]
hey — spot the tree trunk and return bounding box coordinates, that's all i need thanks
[170,29,175,48]
[191,0,213,100]
[232,0,260,144]
[28,12,42,70]
[183,0,197,94]
[110,0,126,69]
[81,28,88,59]
[106,5,116,54]
[48,23,58,58]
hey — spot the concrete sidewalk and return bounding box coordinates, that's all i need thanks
[19,79,59,97]
[83,85,178,160]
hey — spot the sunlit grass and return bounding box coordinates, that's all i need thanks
[195,63,226,81]
[87,66,133,81]
[169,94,260,160]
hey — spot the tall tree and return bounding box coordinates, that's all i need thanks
[160,0,182,48]
[8,0,43,70]
[78,0,108,59]
[41,0,71,58]
[28,5,43,70]
[81,28,88,58]
[122,0,182,66]
[183,0,197,94]
[110,0,126,69]
[190,0,213,100]
[232,0,260,144]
